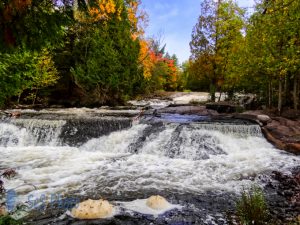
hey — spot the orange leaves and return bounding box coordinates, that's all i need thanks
[127,2,138,29]
[127,0,148,39]
[89,0,117,21]
[140,40,179,88]
[139,39,154,79]
[1,0,32,46]
[3,0,32,22]
[74,0,121,23]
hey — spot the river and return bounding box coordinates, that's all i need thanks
[0,108,299,224]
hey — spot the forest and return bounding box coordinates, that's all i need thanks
[0,0,300,113]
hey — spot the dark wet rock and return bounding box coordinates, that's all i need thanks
[264,168,300,224]
[165,125,184,158]
[60,118,132,146]
[262,117,300,154]
[234,111,300,155]
[206,103,240,113]
[26,192,238,225]
[158,106,218,116]
[128,121,166,153]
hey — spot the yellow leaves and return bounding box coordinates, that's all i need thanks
[127,0,148,39]
[139,39,154,79]
[127,1,138,28]
[73,0,121,23]
[89,0,117,22]
[35,49,59,88]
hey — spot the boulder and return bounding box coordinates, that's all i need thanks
[158,106,218,116]
[262,117,300,155]
[286,143,300,155]
[206,103,240,113]
[71,199,114,220]
[0,206,7,216]
[262,127,286,150]
[146,195,169,210]
[257,115,272,124]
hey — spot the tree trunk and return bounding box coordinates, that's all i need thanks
[278,79,283,115]
[210,83,216,102]
[17,92,22,104]
[268,81,271,108]
[284,75,287,106]
[218,86,222,102]
[32,89,39,106]
[293,76,298,111]
[218,92,222,102]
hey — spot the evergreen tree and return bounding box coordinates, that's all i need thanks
[72,0,141,105]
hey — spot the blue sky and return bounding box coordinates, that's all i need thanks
[141,0,255,63]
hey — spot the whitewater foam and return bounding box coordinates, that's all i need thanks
[0,121,299,206]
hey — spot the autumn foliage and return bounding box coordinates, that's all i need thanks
[0,0,181,107]
[74,0,121,22]
[145,49,179,91]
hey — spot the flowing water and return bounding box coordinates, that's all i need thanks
[0,111,299,224]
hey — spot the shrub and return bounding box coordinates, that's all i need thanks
[0,216,21,225]
[236,187,269,225]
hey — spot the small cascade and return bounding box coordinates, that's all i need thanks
[0,117,132,147]
[128,123,262,160]
[0,123,29,147]
[0,119,66,147]
[190,123,263,137]
[60,117,132,146]
[11,119,66,146]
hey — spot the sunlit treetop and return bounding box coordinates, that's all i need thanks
[73,0,121,22]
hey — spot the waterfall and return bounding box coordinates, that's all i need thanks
[11,119,66,146]
[0,117,132,147]
[190,123,262,137]
[0,115,299,215]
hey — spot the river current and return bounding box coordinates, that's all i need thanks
[0,110,299,224]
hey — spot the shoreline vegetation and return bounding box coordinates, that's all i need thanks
[0,0,299,113]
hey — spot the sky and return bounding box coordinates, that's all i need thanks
[141,0,255,63]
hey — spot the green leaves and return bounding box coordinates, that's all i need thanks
[236,187,269,225]
[189,0,245,100]
[0,0,69,52]
[0,49,59,106]
[71,1,142,105]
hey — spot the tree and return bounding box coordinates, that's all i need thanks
[30,49,59,105]
[0,0,69,52]
[0,0,68,107]
[238,0,300,112]
[190,0,245,101]
[0,49,59,106]
[72,0,142,105]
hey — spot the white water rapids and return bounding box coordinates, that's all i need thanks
[0,118,299,205]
